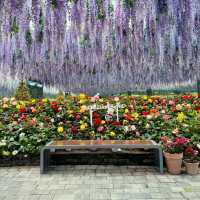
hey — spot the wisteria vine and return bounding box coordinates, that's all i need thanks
[0,0,200,94]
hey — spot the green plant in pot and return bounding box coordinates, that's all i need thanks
[161,136,189,175]
[184,146,199,175]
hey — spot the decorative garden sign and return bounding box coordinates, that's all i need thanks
[87,102,126,126]
[0,0,200,94]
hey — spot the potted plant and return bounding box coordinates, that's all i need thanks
[160,136,189,175]
[184,146,199,175]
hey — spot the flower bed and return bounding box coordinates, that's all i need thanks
[0,94,199,158]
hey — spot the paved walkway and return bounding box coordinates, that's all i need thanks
[0,165,200,200]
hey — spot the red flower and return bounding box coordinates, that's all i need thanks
[112,121,121,126]
[142,111,149,116]
[71,126,78,134]
[185,147,199,156]
[182,95,193,101]
[50,101,57,106]
[19,107,26,113]
[94,118,102,125]
[196,106,200,112]
[50,101,60,113]
[93,112,100,119]
[174,137,189,145]
[185,147,194,154]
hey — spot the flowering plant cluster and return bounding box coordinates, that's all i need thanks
[0,93,199,157]
[184,146,199,163]
[160,136,189,154]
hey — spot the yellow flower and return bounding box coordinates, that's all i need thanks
[177,112,185,122]
[31,99,36,103]
[99,99,104,102]
[80,105,87,113]
[143,96,148,100]
[124,108,129,113]
[57,126,64,133]
[68,110,73,114]
[148,98,153,103]
[132,112,139,120]
[42,98,48,103]
[80,124,86,130]
[3,104,8,108]
[79,99,86,104]
[19,101,25,106]
[79,93,86,99]
[16,104,21,109]
[110,132,116,137]
[123,120,129,125]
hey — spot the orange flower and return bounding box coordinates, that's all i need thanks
[31,107,37,113]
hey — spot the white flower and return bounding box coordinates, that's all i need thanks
[2,151,10,156]
[0,140,6,146]
[19,132,25,138]
[114,97,119,102]
[124,126,129,132]
[39,123,44,128]
[161,110,166,114]
[147,115,153,120]
[12,150,18,156]
[131,125,136,131]
[197,144,200,149]
[51,118,55,123]
[145,123,151,129]
[2,97,9,102]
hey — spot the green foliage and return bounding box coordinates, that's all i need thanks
[14,80,31,101]
[96,0,105,20]
[51,0,58,8]
[123,0,135,8]
[197,79,200,95]
[25,29,32,46]
[146,88,153,96]
[10,17,19,35]
[27,80,43,99]
[108,3,114,14]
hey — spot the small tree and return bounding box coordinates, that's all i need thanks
[15,80,31,101]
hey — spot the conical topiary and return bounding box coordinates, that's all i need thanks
[14,80,31,101]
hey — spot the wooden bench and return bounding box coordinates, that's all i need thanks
[40,140,163,174]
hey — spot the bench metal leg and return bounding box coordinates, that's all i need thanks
[40,149,50,174]
[154,148,164,174]
[158,148,164,173]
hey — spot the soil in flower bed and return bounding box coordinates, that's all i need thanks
[0,155,40,167]
[0,153,155,167]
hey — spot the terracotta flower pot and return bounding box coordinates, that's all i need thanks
[184,160,199,175]
[164,152,183,175]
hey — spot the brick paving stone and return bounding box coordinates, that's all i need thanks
[0,165,199,200]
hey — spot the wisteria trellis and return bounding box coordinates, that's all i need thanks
[0,0,200,94]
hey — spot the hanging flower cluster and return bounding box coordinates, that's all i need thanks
[0,0,200,94]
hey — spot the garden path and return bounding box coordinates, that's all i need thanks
[0,165,199,200]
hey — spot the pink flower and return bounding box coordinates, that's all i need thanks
[97,126,105,132]
[174,137,189,145]
[160,136,169,143]
[169,100,175,106]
